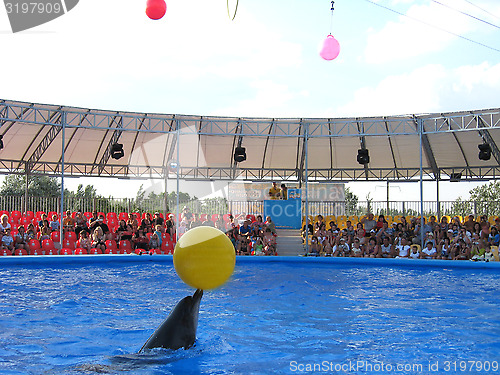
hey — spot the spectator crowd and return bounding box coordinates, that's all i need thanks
[303,213,499,261]
[0,207,278,256]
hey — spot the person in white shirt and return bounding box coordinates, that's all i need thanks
[395,237,411,258]
[421,241,437,259]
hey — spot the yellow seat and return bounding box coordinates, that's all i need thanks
[337,215,347,222]
[393,215,402,223]
[405,215,414,223]
[492,246,499,261]
[348,215,359,224]
[489,216,497,226]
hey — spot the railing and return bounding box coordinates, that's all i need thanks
[0,195,499,219]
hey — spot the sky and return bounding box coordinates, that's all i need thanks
[1,0,500,202]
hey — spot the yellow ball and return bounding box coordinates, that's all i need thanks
[173,226,236,290]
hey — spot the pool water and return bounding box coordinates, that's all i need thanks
[0,257,499,374]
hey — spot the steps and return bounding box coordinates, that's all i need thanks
[276,229,303,256]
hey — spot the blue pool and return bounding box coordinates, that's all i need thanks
[0,256,499,374]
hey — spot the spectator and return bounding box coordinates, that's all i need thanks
[263,228,277,255]
[409,245,420,259]
[268,182,281,200]
[421,241,437,259]
[140,213,153,233]
[395,237,410,258]
[26,223,36,239]
[437,237,452,259]
[39,220,51,240]
[77,230,92,251]
[350,238,364,257]
[280,184,288,200]
[360,213,377,234]
[189,214,202,229]
[2,228,14,252]
[133,229,149,252]
[181,206,193,222]
[378,236,395,258]
[265,216,276,234]
[165,214,175,237]
[63,210,75,230]
[375,214,387,230]
[214,214,226,232]
[50,214,60,232]
[0,214,11,234]
[152,212,164,227]
[127,214,139,231]
[149,232,160,251]
[91,227,106,253]
[74,211,88,236]
[439,216,449,232]
[90,214,109,235]
[463,214,477,233]
[413,217,433,245]
[15,225,29,252]
[37,213,48,230]
[252,237,264,255]
[333,237,350,257]
[364,237,379,258]
[89,211,99,228]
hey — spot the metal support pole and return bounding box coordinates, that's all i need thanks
[419,118,424,247]
[304,121,309,254]
[175,122,180,241]
[436,178,440,219]
[59,111,66,247]
[386,179,390,215]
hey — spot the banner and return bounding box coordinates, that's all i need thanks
[263,199,302,229]
[228,182,344,202]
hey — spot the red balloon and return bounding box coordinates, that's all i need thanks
[146,0,166,20]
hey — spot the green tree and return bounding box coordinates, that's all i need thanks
[344,187,359,215]
[448,181,500,217]
[0,174,66,197]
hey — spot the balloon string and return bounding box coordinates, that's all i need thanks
[227,0,239,21]
[329,1,335,34]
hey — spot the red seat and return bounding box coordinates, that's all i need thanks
[41,239,55,251]
[89,248,102,255]
[29,239,41,251]
[74,248,88,255]
[118,212,129,221]
[106,212,118,221]
[62,239,76,250]
[51,231,61,243]
[11,210,22,221]
[200,213,208,222]
[0,248,12,256]
[146,233,152,240]
[20,216,32,226]
[8,216,19,225]
[105,240,117,250]
[104,247,119,254]
[83,212,93,220]
[211,214,219,223]
[0,210,9,218]
[118,240,132,254]
[25,211,35,221]
[246,214,256,222]
[161,233,171,241]
[64,231,77,241]
[11,230,18,237]
[107,218,119,231]
[60,248,73,255]
[223,214,231,222]
[47,211,58,220]
[14,249,28,256]
[161,240,174,254]
[30,248,45,256]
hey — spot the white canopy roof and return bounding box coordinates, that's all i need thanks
[1,99,499,182]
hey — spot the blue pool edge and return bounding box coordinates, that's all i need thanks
[0,254,499,270]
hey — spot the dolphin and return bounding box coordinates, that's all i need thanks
[139,289,203,352]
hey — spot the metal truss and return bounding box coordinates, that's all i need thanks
[1,99,500,182]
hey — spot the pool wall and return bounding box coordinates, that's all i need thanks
[1,254,500,270]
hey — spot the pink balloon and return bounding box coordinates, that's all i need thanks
[320,34,340,61]
[146,0,166,20]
